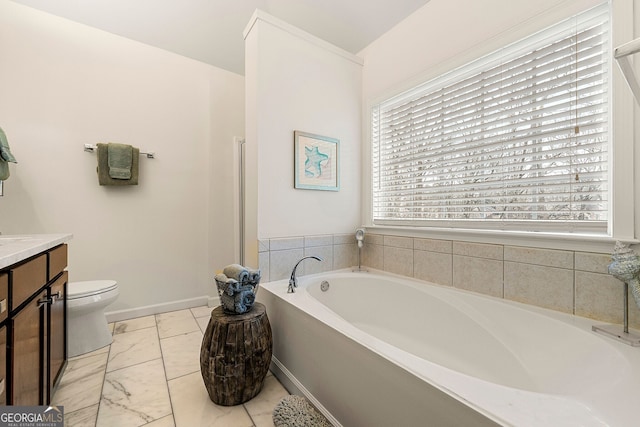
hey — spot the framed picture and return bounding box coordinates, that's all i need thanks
[294,130,339,191]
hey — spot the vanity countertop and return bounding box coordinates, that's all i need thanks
[0,234,73,270]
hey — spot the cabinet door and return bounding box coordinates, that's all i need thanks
[12,290,46,405]
[0,275,6,405]
[48,271,67,402]
[0,325,6,405]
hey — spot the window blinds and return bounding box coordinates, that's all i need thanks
[372,4,609,232]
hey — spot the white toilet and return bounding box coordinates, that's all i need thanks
[67,280,119,358]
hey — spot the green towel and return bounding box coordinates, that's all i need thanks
[0,127,17,181]
[107,143,133,179]
[96,143,139,186]
[0,161,8,181]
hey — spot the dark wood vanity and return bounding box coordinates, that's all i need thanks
[0,236,70,405]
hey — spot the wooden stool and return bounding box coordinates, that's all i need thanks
[200,302,273,406]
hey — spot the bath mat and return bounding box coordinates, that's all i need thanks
[272,395,332,427]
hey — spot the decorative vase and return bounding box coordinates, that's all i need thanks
[608,241,640,310]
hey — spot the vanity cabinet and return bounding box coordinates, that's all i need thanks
[0,243,68,405]
[0,325,6,405]
[12,289,47,405]
[0,273,7,405]
[48,271,67,401]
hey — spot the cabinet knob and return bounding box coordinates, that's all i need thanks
[50,291,61,301]
[37,297,53,307]
[0,299,6,314]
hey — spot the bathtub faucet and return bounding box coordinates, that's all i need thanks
[288,256,322,293]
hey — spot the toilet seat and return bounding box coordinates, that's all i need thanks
[68,280,118,300]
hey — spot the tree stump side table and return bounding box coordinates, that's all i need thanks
[200,302,273,406]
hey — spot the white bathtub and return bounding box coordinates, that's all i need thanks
[258,269,640,427]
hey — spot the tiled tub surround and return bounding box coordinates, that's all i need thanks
[258,234,358,282]
[362,234,640,330]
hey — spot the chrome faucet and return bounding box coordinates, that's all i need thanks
[288,256,322,293]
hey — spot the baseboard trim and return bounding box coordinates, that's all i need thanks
[269,356,342,427]
[105,295,220,323]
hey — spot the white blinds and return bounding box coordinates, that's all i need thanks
[372,4,610,232]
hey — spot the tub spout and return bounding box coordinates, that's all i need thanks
[288,256,322,293]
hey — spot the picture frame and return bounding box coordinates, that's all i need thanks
[294,130,339,191]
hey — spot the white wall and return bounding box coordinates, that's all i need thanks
[0,1,244,315]
[361,0,605,103]
[208,74,246,281]
[244,11,362,266]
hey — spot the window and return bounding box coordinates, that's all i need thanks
[371,3,610,234]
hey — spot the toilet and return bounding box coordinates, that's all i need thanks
[67,280,119,358]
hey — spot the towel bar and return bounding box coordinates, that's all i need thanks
[84,143,155,159]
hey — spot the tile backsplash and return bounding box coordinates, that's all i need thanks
[258,233,357,283]
[362,234,640,329]
[258,232,640,329]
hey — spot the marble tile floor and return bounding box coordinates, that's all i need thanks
[52,306,290,427]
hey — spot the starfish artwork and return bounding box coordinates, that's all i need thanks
[304,145,329,178]
[294,131,339,191]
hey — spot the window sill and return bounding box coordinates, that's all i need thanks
[365,224,637,254]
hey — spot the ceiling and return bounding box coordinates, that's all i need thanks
[10,0,430,75]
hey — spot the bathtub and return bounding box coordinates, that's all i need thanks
[258,269,640,427]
